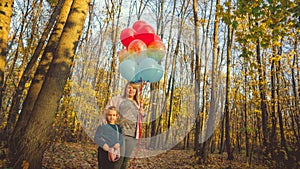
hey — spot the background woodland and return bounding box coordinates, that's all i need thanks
[0,0,299,168]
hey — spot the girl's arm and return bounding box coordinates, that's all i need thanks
[94,125,109,150]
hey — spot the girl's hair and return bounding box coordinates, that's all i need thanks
[123,82,140,106]
[107,106,117,112]
[106,106,118,121]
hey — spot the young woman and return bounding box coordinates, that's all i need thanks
[102,82,145,169]
[94,106,123,169]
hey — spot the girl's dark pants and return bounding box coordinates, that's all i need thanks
[98,147,122,169]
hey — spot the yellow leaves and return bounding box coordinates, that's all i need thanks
[22,160,29,169]
[254,109,262,114]
[40,141,273,168]
[24,81,31,88]
[216,4,223,13]
[224,1,231,7]
[252,2,259,8]
[196,18,209,25]
[270,55,282,62]
[273,39,281,47]
[245,162,250,167]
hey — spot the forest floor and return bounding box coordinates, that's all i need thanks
[1,142,270,169]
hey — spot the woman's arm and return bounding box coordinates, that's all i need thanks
[139,107,147,119]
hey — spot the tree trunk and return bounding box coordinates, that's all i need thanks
[201,0,220,163]
[106,0,123,94]
[276,58,287,151]
[291,34,300,148]
[149,82,159,148]
[198,0,212,158]
[9,0,72,156]
[165,0,187,145]
[244,66,250,157]
[0,0,14,130]
[1,0,29,138]
[149,0,165,150]
[165,74,175,145]
[192,0,202,155]
[255,30,269,149]
[5,0,63,140]
[224,16,234,160]
[270,46,277,155]
[18,0,42,82]
[219,116,225,154]
[9,0,90,168]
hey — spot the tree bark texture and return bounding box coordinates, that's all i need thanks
[9,0,90,168]
[0,0,14,124]
[9,0,73,159]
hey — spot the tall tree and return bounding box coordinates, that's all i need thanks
[291,32,300,149]
[243,64,250,158]
[201,0,220,162]
[105,0,123,95]
[9,0,73,157]
[148,0,165,149]
[9,0,90,168]
[192,0,201,155]
[223,0,234,160]
[0,0,14,123]
[165,0,188,145]
[255,25,269,150]
[198,0,213,156]
[1,0,31,124]
[4,0,62,140]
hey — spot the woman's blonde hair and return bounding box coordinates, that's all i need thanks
[123,82,140,107]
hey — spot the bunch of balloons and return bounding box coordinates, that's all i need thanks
[118,20,166,83]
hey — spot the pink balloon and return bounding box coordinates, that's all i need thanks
[132,20,147,31]
[154,35,162,42]
[136,24,155,35]
[120,28,136,47]
[135,24,155,46]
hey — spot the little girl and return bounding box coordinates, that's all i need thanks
[94,106,123,169]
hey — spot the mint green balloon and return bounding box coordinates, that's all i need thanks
[147,48,164,62]
[120,59,138,82]
[137,58,164,82]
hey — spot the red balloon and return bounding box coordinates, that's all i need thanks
[135,24,155,46]
[128,39,147,54]
[132,20,147,31]
[120,28,136,47]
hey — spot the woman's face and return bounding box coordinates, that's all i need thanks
[126,84,137,99]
